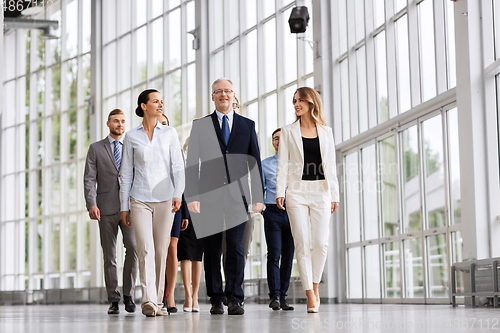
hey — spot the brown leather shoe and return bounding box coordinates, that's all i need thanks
[142,302,156,317]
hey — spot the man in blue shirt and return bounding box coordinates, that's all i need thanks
[262,128,294,311]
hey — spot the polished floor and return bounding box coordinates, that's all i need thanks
[0,302,498,332]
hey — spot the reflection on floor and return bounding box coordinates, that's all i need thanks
[0,303,497,332]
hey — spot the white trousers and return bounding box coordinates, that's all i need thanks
[286,180,331,291]
[130,198,173,309]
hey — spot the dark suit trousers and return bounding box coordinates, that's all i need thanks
[263,204,295,299]
[201,207,247,304]
[98,212,138,302]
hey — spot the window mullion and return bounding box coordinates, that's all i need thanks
[407,0,421,108]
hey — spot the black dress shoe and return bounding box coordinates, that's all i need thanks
[123,295,136,313]
[269,295,280,310]
[108,302,120,314]
[210,302,224,315]
[227,299,244,315]
[167,306,178,313]
[280,297,294,311]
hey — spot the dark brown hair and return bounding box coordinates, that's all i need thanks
[135,89,160,117]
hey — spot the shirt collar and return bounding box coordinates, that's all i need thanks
[215,109,234,123]
[138,120,163,131]
[108,135,124,145]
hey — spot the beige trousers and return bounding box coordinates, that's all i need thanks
[285,180,331,291]
[130,198,173,309]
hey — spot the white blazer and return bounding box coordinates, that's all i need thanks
[276,120,339,202]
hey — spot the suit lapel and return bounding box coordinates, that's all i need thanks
[226,113,240,148]
[103,139,118,171]
[211,112,226,147]
[290,121,304,159]
[317,125,327,163]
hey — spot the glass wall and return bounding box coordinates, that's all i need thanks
[1,0,91,290]
[1,0,314,292]
[343,107,460,302]
[102,0,196,142]
[0,0,473,298]
[487,1,500,244]
[1,0,196,292]
[332,0,456,144]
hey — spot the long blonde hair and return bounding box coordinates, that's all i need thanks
[293,87,326,126]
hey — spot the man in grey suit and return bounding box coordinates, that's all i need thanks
[84,109,138,314]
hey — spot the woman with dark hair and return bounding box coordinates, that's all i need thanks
[275,87,339,313]
[120,89,185,317]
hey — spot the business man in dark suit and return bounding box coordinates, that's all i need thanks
[185,78,264,315]
[84,109,138,314]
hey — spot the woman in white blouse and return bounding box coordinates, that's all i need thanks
[120,89,185,317]
[275,87,339,313]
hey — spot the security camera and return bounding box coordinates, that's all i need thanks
[288,6,309,34]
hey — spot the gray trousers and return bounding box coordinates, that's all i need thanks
[98,212,138,303]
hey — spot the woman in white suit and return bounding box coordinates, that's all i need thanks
[276,87,339,313]
[120,89,185,317]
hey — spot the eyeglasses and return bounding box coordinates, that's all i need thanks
[272,137,280,141]
[213,89,234,95]
[233,103,240,109]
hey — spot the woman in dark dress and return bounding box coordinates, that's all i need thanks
[157,114,188,313]
[177,137,203,312]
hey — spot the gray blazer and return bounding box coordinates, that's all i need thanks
[84,137,121,216]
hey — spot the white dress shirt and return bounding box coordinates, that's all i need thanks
[215,109,234,132]
[108,135,124,155]
[120,121,185,211]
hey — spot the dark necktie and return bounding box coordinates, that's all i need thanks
[113,140,121,170]
[221,115,230,145]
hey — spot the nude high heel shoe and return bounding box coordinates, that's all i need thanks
[307,305,319,313]
[192,296,200,312]
[306,294,318,313]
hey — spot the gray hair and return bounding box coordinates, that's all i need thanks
[211,78,233,93]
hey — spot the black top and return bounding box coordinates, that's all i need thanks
[302,137,325,181]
